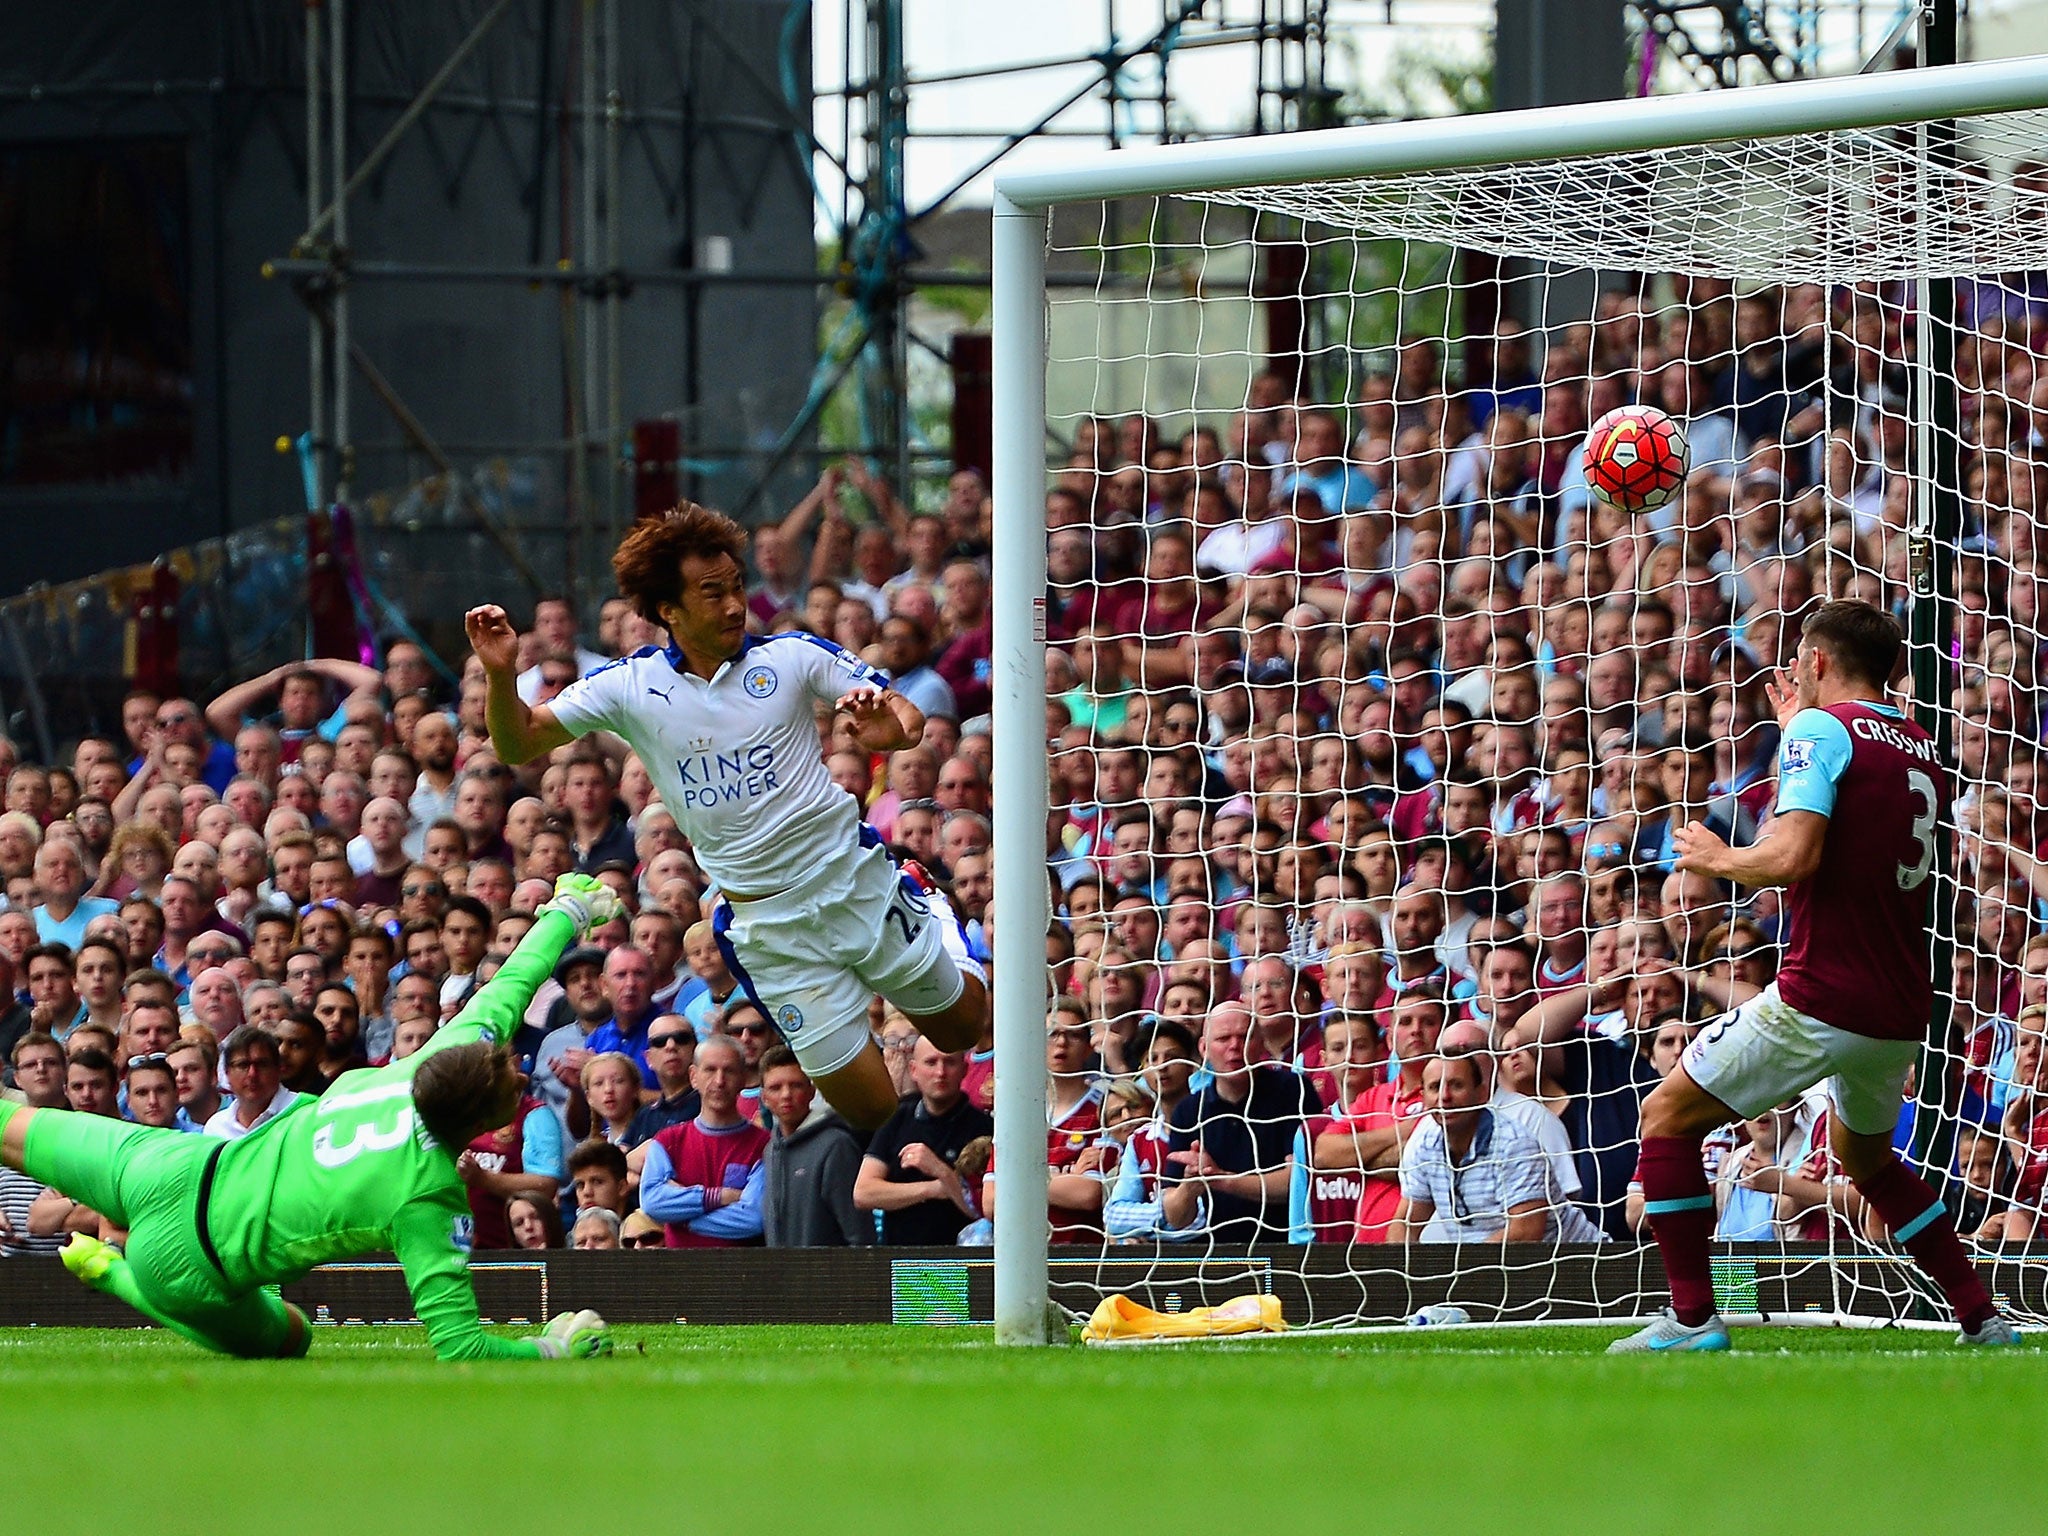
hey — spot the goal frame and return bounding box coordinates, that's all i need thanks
[987,54,2048,1346]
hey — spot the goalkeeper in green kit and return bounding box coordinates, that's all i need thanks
[0,874,622,1362]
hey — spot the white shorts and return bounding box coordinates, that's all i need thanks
[1680,983,1917,1137]
[712,827,984,1078]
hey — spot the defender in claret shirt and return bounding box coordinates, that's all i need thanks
[1615,600,2015,1353]
[0,875,624,1362]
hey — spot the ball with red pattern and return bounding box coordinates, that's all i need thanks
[1583,404,1689,514]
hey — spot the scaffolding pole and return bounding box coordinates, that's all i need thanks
[604,0,623,553]
[581,0,601,601]
[329,0,351,502]
[305,0,326,511]
[269,0,1346,550]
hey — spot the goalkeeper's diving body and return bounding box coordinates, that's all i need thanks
[0,875,623,1362]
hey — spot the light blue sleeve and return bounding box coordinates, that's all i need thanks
[1773,708,1854,818]
[636,1138,708,1224]
[521,1106,566,1182]
[1287,1127,1313,1245]
[689,1161,766,1241]
[1102,1152,1156,1239]
[1990,1043,2018,1117]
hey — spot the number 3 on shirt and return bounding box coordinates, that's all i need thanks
[313,1106,418,1168]
[1898,768,1937,891]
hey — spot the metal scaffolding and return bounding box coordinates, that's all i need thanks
[284,0,606,591]
[200,0,2005,572]
[742,0,1362,513]
[268,0,1366,561]
[1632,1,1983,87]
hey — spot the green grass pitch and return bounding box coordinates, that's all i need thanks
[4,1323,2042,1533]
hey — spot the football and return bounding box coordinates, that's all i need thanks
[1582,403,1689,514]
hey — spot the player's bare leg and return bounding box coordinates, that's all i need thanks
[810,1039,907,1131]
[1610,1065,1741,1354]
[1831,1118,2011,1344]
[905,969,987,1054]
[895,859,987,1054]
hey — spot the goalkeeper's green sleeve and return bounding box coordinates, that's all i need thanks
[391,904,578,1361]
[391,1202,546,1361]
[413,907,579,1063]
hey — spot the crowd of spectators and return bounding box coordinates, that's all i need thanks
[0,600,927,1256]
[1019,259,2048,1255]
[5,250,2048,1270]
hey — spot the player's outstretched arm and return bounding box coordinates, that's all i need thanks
[391,1200,546,1361]
[466,604,576,765]
[836,685,921,754]
[417,875,621,1061]
[390,1200,609,1362]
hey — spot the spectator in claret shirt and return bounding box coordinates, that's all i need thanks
[1375,885,1450,1027]
[934,560,993,720]
[635,1035,770,1248]
[1241,955,1323,1078]
[1290,1010,1391,1242]
[1112,530,1216,690]
[1045,1001,1105,1239]
[1529,873,1590,996]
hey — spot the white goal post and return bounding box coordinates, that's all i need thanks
[989,56,2048,1345]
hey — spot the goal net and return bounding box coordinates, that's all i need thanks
[991,60,2048,1335]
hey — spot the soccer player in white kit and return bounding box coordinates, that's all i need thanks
[464,503,987,1128]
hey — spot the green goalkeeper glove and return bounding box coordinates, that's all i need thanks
[532,1308,614,1360]
[542,873,622,939]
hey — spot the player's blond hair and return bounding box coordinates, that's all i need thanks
[579,1050,642,1095]
[412,1041,520,1151]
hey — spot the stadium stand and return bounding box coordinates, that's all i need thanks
[5,249,2048,1289]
